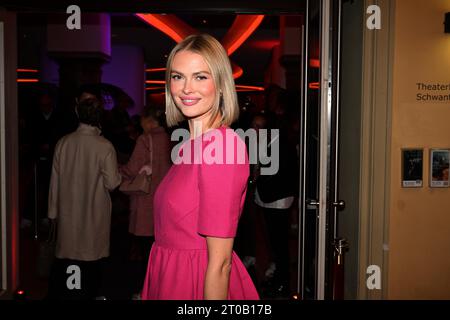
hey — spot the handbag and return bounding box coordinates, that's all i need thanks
[119,172,151,195]
[119,133,153,195]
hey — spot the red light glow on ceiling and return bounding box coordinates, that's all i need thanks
[136,13,264,83]
[221,15,265,56]
[135,14,196,43]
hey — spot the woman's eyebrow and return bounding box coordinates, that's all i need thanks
[171,70,211,75]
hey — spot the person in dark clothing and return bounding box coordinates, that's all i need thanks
[254,107,299,299]
[25,93,60,229]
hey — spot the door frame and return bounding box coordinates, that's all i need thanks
[317,0,333,300]
[0,10,19,298]
[357,0,395,300]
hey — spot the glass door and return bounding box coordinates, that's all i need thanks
[299,0,343,300]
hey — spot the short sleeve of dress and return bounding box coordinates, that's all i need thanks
[197,129,249,238]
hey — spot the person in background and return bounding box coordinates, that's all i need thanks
[254,98,299,298]
[102,94,135,162]
[47,93,121,300]
[22,92,59,230]
[119,106,171,299]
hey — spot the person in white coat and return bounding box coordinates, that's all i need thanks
[47,91,121,300]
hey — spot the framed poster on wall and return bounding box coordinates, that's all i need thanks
[430,149,450,188]
[402,149,423,187]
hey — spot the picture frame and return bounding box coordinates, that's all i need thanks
[401,149,423,188]
[430,149,450,188]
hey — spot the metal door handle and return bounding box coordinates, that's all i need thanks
[306,199,320,208]
[332,200,345,210]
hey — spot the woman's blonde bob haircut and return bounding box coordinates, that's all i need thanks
[165,33,239,128]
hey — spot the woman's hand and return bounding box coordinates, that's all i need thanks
[139,165,152,176]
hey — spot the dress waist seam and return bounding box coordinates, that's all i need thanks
[153,242,207,251]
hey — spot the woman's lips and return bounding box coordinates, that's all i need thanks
[180,97,200,106]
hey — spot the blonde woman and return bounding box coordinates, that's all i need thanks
[141,34,259,300]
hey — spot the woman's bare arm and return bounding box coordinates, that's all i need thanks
[204,236,234,300]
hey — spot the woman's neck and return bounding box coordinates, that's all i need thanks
[188,114,222,139]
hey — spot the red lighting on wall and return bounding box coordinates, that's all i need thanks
[17,68,38,73]
[17,79,39,83]
[309,82,319,89]
[310,59,320,68]
[145,86,165,91]
[235,85,265,92]
[145,80,166,84]
[145,68,166,72]
[17,68,39,83]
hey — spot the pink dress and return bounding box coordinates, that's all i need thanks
[141,127,259,300]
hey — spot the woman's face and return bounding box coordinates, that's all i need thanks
[169,50,216,126]
[140,116,154,134]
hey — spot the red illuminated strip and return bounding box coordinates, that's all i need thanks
[310,59,320,68]
[17,79,39,83]
[145,68,166,72]
[146,80,166,84]
[232,63,243,79]
[135,14,196,43]
[136,14,182,42]
[145,86,165,90]
[235,85,264,91]
[309,82,319,89]
[17,68,38,73]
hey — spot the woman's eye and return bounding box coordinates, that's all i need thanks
[196,75,207,80]
[171,74,182,80]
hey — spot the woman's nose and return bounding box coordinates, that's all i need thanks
[182,80,193,94]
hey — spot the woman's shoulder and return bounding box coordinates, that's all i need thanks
[201,126,248,166]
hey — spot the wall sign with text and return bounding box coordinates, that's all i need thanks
[416,82,450,102]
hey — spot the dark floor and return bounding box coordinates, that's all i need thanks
[19,209,144,300]
[18,195,299,301]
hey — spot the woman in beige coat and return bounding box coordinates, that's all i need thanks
[47,92,121,299]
